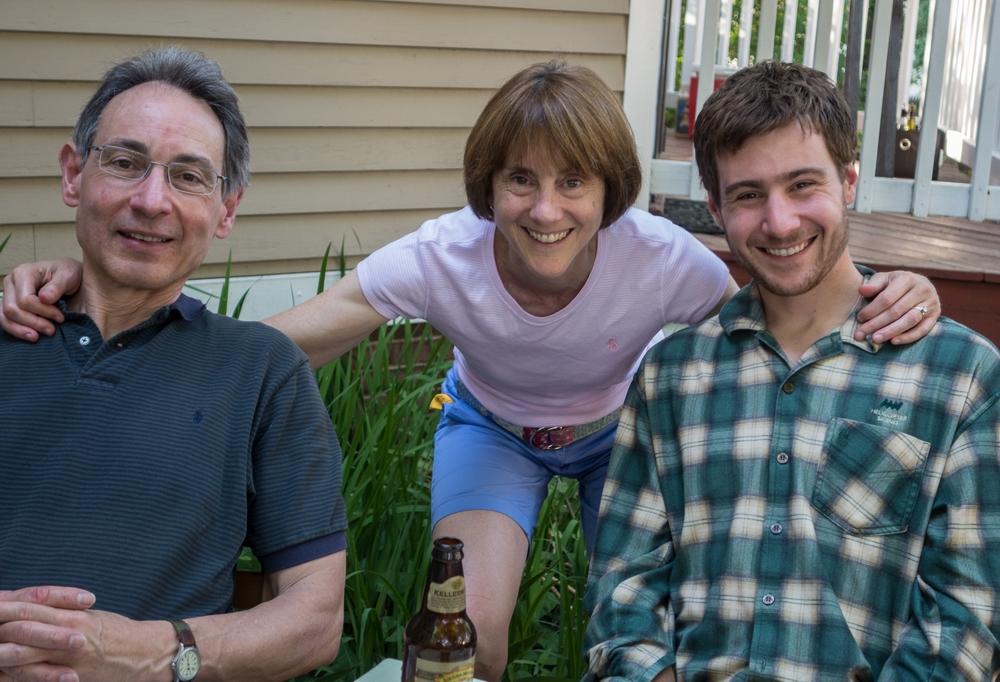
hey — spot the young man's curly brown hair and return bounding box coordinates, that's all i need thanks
[694,60,856,205]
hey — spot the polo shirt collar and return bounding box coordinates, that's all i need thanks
[719,264,882,356]
[170,293,207,321]
[57,292,207,324]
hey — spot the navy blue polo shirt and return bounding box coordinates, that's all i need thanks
[0,295,346,620]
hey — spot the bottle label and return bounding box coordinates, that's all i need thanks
[426,576,466,614]
[415,657,476,682]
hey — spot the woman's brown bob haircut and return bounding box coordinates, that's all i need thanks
[464,61,642,229]
[693,60,856,205]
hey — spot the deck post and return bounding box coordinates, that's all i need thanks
[781,0,800,61]
[738,0,754,66]
[912,0,951,217]
[757,0,778,61]
[856,0,895,213]
[804,0,820,67]
[625,0,669,209]
[813,0,839,79]
[968,0,1000,222]
[688,0,721,201]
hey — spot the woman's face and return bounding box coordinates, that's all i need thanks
[491,147,605,292]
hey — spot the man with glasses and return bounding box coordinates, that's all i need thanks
[0,48,347,682]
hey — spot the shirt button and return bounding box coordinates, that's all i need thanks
[79,336,91,346]
[782,381,794,394]
[777,452,789,464]
[770,522,783,535]
[762,594,775,606]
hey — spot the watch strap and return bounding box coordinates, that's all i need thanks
[169,619,197,648]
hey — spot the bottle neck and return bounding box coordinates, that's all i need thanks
[423,556,467,614]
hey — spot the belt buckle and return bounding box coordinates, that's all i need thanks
[526,425,572,450]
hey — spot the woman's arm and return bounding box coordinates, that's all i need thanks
[263,269,390,368]
[699,270,941,345]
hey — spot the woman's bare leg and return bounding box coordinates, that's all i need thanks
[432,509,529,682]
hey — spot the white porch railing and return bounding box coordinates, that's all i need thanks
[624,0,1000,222]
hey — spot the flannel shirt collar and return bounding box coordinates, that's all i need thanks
[718,264,883,357]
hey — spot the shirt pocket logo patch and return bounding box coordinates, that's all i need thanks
[811,418,931,535]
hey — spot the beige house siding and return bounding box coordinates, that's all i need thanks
[0,0,629,280]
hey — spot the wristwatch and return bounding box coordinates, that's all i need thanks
[168,619,201,681]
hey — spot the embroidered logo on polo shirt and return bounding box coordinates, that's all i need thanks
[871,399,907,427]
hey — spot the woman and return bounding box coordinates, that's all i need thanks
[0,61,938,680]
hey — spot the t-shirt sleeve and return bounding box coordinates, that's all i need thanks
[245,348,348,569]
[355,230,428,320]
[658,224,730,325]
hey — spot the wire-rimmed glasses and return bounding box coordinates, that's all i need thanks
[88,145,227,196]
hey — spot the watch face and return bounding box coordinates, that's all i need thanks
[177,648,200,680]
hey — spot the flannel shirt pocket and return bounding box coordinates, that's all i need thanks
[812,418,931,535]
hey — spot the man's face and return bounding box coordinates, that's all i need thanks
[61,82,242,297]
[707,123,858,297]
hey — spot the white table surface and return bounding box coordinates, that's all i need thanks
[355,658,485,682]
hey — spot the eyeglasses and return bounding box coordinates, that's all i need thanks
[88,145,227,196]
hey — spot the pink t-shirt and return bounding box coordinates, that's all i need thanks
[356,206,729,426]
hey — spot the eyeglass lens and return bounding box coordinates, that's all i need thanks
[97,146,220,195]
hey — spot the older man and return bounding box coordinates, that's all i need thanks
[0,48,347,682]
[584,61,1000,681]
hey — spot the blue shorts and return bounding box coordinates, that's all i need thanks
[431,368,617,549]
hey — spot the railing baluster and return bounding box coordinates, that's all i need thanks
[689,0,722,201]
[757,0,779,61]
[856,0,895,213]
[968,0,1000,221]
[912,0,951,216]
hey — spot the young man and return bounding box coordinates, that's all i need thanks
[584,61,1000,681]
[0,48,347,682]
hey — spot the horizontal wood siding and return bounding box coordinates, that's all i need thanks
[0,0,627,279]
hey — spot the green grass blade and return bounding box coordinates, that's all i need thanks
[218,249,233,316]
[317,242,332,296]
[231,276,261,320]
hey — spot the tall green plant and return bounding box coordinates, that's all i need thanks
[290,321,590,682]
[304,321,452,680]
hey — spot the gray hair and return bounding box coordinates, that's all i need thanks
[72,46,250,197]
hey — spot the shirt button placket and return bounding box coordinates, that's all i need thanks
[776,452,789,464]
[762,594,775,606]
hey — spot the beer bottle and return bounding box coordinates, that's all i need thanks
[401,537,477,682]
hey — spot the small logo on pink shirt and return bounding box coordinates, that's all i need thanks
[607,338,619,352]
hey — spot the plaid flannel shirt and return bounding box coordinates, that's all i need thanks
[584,269,1000,682]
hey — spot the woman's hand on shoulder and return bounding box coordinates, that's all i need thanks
[854,270,940,345]
[1,258,83,341]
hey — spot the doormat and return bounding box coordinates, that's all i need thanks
[655,197,723,234]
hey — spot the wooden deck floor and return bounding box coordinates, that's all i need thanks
[691,211,1000,277]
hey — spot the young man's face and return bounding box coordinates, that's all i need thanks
[707,123,858,298]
